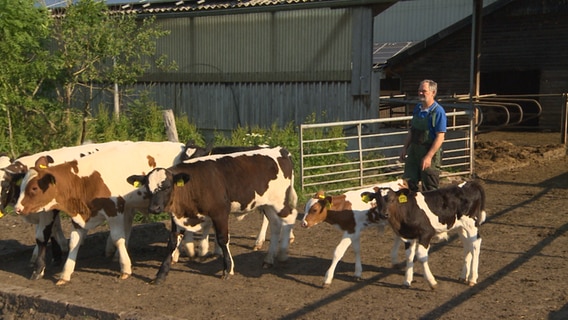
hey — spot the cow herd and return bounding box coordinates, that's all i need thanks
[0,140,487,290]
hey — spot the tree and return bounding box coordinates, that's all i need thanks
[0,0,54,156]
[50,0,175,143]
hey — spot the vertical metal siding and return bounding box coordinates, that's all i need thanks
[151,8,352,81]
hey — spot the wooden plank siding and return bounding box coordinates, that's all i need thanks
[382,0,568,131]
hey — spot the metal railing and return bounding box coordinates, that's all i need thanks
[299,108,474,193]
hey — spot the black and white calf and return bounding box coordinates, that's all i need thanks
[370,180,486,289]
[302,180,403,288]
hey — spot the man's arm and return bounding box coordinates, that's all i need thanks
[422,132,445,170]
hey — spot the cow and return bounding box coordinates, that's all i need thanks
[369,180,487,289]
[14,141,186,285]
[180,141,295,252]
[301,180,404,288]
[0,154,12,218]
[126,146,298,284]
[1,141,132,277]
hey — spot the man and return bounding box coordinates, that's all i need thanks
[399,79,447,192]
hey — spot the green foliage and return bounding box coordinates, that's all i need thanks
[176,115,206,146]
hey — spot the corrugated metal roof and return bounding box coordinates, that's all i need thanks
[44,0,397,14]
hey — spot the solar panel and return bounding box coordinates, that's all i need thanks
[373,41,415,65]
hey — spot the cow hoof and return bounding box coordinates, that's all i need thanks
[150,277,166,285]
[403,282,412,288]
[322,283,331,289]
[119,273,130,280]
[468,281,476,287]
[30,270,44,281]
[252,244,263,251]
[262,262,273,269]
[354,277,362,282]
[221,273,233,280]
[56,279,69,286]
[429,283,438,290]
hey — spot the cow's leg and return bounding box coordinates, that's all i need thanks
[107,215,131,280]
[154,217,184,285]
[391,236,405,268]
[57,224,87,285]
[416,244,437,289]
[323,235,352,288]
[459,226,482,286]
[469,236,482,286]
[50,211,68,266]
[30,211,56,280]
[172,230,192,263]
[211,216,233,279]
[262,209,283,268]
[253,214,269,251]
[403,239,417,287]
[196,218,213,258]
[352,233,363,282]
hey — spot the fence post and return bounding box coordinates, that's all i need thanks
[561,93,568,146]
[162,109,179,143]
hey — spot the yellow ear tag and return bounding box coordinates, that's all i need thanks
[398,194,407,203]
[133,181,140,188]
[361,194,370,203]
[176,179,185,187]
[0,210,4,219]
[326,202,332,209]
[39,164,47,169]
[317,194,325,199]
[16,178,22,187]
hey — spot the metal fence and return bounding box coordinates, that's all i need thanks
[299,107,474,193]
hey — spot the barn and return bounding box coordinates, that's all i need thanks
[75,0,400,137]
[379,0,568,132]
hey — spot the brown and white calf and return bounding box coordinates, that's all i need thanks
[301,180,403,288]
[126,146,298,284]
[14,141,186,285]
[371,180,487,289]
[1,141,131,278]
[180,141,295,253]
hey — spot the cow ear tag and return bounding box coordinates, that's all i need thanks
[39,164,47,169]
[398,194,407,203]
[133,181,141,188]
[361,194,370,203]
[326,201,332,209]
[176,179,185,187]
[0,210,4,219]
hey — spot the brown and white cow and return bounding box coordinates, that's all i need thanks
[14,141,186,285]
[1,141,133,278]
[370,180,487,289]
[126,146,298,284]
[181,141,295,252]
[301,180,404,288]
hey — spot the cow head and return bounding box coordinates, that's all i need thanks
[180,140,211,162]
[302,191,332,228]
[14,159,58,216]
[127,168,190,214]
[363,187,394,220]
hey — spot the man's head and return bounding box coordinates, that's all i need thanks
[418,79,437,106]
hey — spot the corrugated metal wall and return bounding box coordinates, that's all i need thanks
[144,7,353,82]
[124,81,376,136]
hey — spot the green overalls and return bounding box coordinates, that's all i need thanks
[403,105,442,192]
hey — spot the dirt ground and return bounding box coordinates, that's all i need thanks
[1,131,567,320]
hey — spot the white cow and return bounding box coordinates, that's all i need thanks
[14,141,186,285]
[1,141,133,277]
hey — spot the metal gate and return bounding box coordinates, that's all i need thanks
[299,107,474,193]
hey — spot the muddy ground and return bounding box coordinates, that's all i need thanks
[0,131,567,320]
